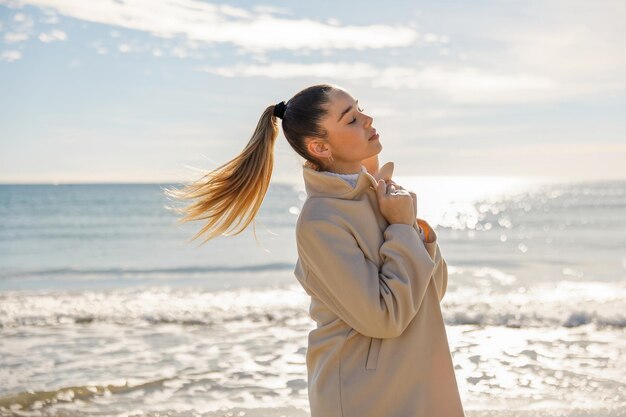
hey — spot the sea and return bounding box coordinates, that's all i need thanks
[0,175,624,417]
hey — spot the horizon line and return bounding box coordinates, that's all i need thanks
[0,175,624,186]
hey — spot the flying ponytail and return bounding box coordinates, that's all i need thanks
[164,83,336,246]
[163,105,280,245]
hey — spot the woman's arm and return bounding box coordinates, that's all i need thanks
[359,159,448,301]
[296,217,436,339]
[382,174,448,302]
[416,218,448,301]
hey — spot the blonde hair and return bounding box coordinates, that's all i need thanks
[163,105,278,246]
[163,83,335,246]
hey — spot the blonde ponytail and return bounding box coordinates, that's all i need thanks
[163,105,279,246]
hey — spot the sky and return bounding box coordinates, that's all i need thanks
[0,0,625,184]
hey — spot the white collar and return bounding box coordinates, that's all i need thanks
[320,166,367,188]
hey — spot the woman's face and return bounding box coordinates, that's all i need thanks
[307,88,382,172]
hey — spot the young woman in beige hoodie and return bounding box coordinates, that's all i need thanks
[165,83,466,417]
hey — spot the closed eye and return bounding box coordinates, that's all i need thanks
[349,107,365,124]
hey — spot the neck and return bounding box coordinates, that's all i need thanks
[323,162,363,174]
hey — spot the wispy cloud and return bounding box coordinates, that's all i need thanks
[4,0,442,53]
[198,61,561,104]
[3,32,29,42]
[12,12,31,24]
[1,10,34,47]
[199,61,378,79]
[437,0,626,95]
[0,49,22,62]
[38,28,66,42]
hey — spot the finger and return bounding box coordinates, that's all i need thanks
[376,179,386,197]
[390,181,404,190]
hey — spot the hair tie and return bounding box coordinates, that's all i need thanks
[273,101,287,119]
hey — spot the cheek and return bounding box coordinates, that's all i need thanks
[347,130,366,145]
[332,129,366,155]
[342,135,366,152]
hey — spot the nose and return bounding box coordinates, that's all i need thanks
[364,114,373,128]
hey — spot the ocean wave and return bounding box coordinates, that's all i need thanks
[1,284,624,329]
[0,378,170,413]
[446,309,626,329]
[0,263,297,281]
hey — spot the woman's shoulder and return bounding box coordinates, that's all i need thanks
[297,198,342,225]
[298,193,366,219]
[296,197,362,236]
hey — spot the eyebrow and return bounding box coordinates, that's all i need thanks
[338,99,359,122]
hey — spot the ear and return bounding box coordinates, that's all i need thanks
[306,139,332,160]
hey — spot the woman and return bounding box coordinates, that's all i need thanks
[165,83,466,417]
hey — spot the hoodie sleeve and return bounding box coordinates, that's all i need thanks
[415,218,448,302]
[296,218,437,339]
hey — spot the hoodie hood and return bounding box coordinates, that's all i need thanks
[302,161,395,200]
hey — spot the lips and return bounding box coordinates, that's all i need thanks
[369,129,378,140]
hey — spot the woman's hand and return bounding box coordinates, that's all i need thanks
[386,181,417,221]
[376,180,416,226]
[363,159,417,223]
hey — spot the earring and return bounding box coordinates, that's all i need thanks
[327,154,334,163]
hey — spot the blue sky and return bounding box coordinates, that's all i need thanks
[1,0,625,184]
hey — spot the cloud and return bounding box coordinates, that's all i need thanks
[2,0,623,103]
[11,11,33,28]
[1,49,22,62]
[433,0,626,95]
[3,32,29,43]
[2,11,35,44]
[197,61,563,104]
[251,5,292,16]
[40,10,58,24]
[199,61,377,79]
[13,12,28,22]
[3,0,442,53]
[38,28,66,42]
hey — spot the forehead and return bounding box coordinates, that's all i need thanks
[328,89,354,108]
[324,89,355,122]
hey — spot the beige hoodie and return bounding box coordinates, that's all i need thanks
[293,161,465,417]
